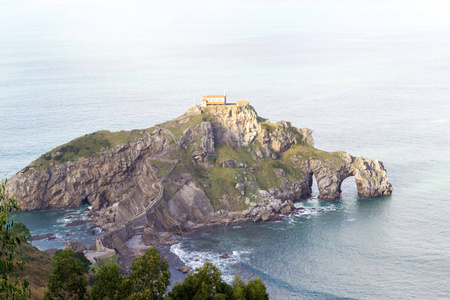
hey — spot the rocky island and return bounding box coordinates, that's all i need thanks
[7,105,392,257]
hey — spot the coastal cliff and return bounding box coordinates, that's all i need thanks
[7,105,392,247]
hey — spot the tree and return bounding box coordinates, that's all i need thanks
[231,275,246,300]
[10,222,31,241]
[44,249,87,300]
[0,179,31,300]
[244,276,269,300]
[168,261,233,300]
[89,259,122,300]
[54,249,91,272]
[126,247,170,300]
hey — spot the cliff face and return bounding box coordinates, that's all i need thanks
[7,105,392,245]
[7,128,172,212]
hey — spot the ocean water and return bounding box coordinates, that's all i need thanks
[1,0,450,298]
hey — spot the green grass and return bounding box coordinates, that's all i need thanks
[29,128,151,170]
[148,159,174,179]
[281,145,346,171]
[161,114,204,139]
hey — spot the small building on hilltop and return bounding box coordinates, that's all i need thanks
[236,100,250,106]
[201,94,226,106]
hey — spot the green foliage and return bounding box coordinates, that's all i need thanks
[89,259,122,300]
[81,248,270,300]
[125,247,170,300]
[10,222,32,242]
[168,262,233,300]
[0,179,31,300]
[149,159,173,179]
[231,275,246,300]
[207,156,217,165]
[243,277,269,300]
[202,115,214,123]
[54,250,91,273]
[31,129,147,170]
[44,249,87,300]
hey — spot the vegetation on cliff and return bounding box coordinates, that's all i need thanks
[27,129,151,172]
[7,105,392,253]
[0,179,31,299]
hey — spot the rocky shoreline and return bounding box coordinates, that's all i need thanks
[9,105,392,267]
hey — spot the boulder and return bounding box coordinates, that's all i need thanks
[176,266,192,273]
[235,183,245,191]
[32,233,56,241]
[64,241,86,252]
[280,202,291,214]
[261,211,272,222]
[219,159,238,168]
[258,190,270,198]
[65,219,88,227]
[274,168,286,178]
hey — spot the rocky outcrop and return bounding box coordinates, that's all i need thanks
[7,105,392,251]
[7,128,172,211]
[64,241,86,252]
[142,180,214,245]
[204,105,261,148]
[32,233,56,241]
[351,157,393,198]
[291,151,392,200]
[181,122,216,166]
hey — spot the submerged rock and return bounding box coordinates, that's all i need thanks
[65,220,88,227]
[32,233,56,241]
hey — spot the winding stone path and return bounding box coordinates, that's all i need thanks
[94,127,179,254]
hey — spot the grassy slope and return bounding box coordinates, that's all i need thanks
[16,243,52,300]
[161,108,348,211]
[27,128,153,171]
[20,106,346,211]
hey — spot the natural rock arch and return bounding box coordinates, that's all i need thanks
[303,153,392,200]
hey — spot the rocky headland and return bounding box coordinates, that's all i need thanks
[7,105,392,257]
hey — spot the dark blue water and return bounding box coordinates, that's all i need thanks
[13,205,98,250]
[1,1,450,298]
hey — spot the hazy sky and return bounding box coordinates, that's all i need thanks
[2,0,450,43]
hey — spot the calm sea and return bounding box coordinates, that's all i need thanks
[1,1,449,298]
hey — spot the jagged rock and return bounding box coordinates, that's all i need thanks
[32,233,56,241]
[255,149,264,159]
[220,253,230,259]
[258,190,270,197]
[236,173,244,183]
[261,211,272,222]
[7,105,392,251]
[64,241,86,252]
[351,157,393,198]
[65,219,88,227]
[176,266,192,273]
[182,122,216,166]
[274,168,286,178]
[235,183,245,191]
[288,200,295,209]
[7,128,172,210]
[219,159,238,168]
[280,203,292,214]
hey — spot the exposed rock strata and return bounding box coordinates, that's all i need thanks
[7,105,392,250]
